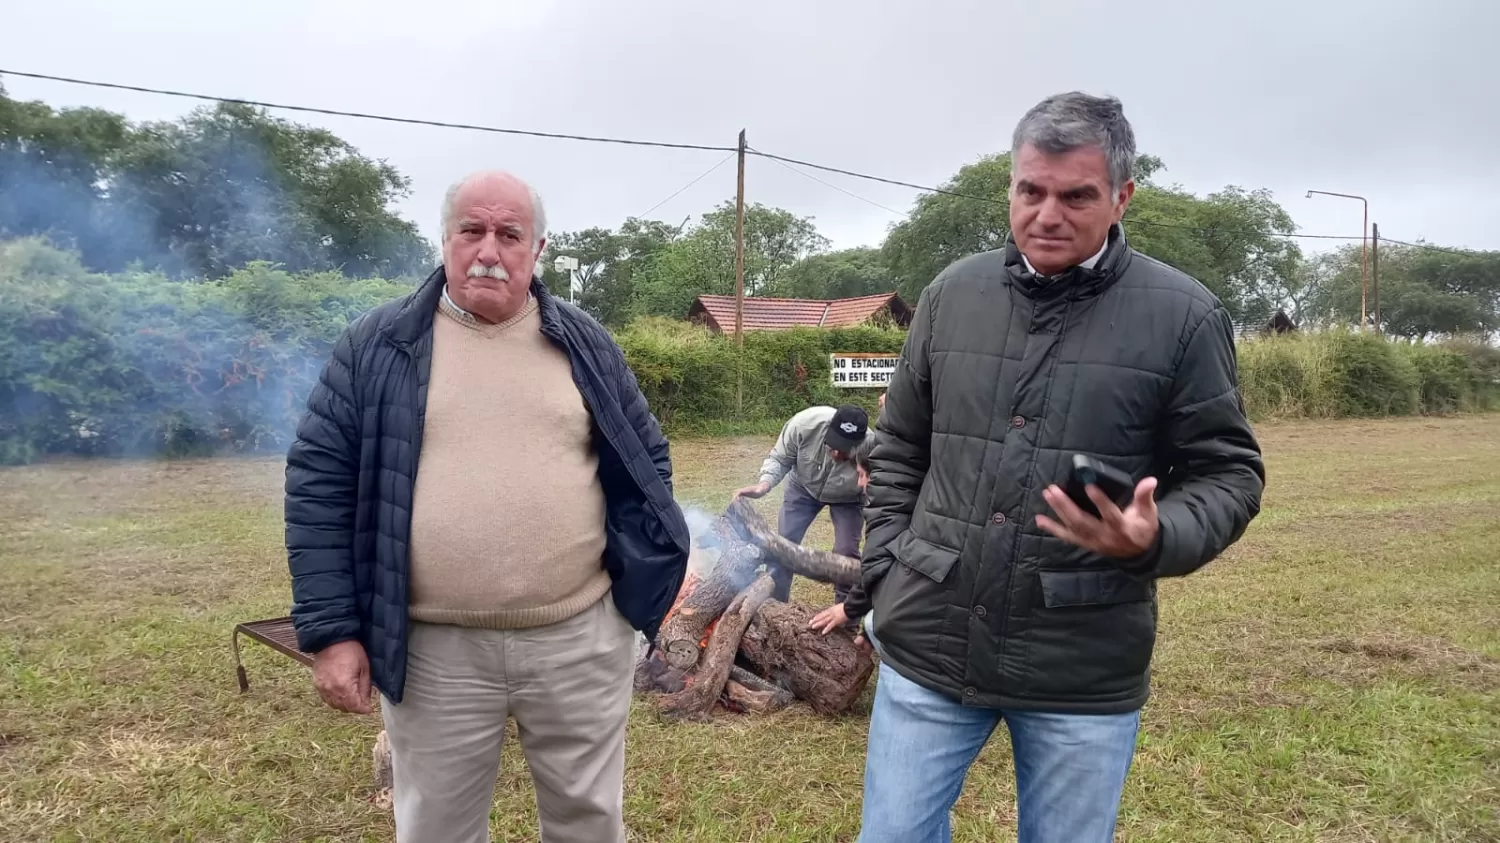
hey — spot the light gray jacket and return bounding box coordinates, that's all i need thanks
[758,406,863,504]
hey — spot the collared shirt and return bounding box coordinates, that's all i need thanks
[1020,237,1109,278]
[440,284,533,327]
[439,284,480,326]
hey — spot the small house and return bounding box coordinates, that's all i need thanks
[687,292,912,333]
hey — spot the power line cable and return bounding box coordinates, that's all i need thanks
[747,147,1004,205]
[637,153,735,218]
[755,150,907,216]
[1372,236,1481,256]
[0,68,736,153]
[749,147,1364,242]
[1124,217,1360,241]
[7,69,1484,252]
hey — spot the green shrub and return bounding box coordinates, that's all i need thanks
[1441,337,1500,411]
[1401,343,1472,414]
[1237,334,1337,419]
[1,237,1496,466]
[1323,330,1419,417]
[1235,330,1500,421]
[617,317,901,433]
[0,237,410,464]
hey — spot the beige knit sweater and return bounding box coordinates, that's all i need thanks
[406,294,612,628]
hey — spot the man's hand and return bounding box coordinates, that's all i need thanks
[808,603,850,635]
[853,632,872,655]
[312,639,373,714]
[809,603,871,652]
[1037,477,1160,560]
[732,481,772,501]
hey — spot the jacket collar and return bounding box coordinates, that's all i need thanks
[1003,223,1132,301]
[384,266,562,347]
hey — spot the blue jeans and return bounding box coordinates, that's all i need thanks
[856,662,1140,843]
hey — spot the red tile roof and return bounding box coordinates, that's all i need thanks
[688,292,908,332]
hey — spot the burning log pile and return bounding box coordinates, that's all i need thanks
[635,498,875,721]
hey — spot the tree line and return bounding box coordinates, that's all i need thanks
[4,234,1493,467]
[541,153,1499,340]
[0,83,432,280]
[4,84,1497,339]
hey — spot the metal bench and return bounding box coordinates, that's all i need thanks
[232,617,393,798]
[232,616,312,692]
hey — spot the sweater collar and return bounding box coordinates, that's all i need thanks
[386,267,559,347]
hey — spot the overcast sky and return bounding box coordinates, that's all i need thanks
[3,0,1496,259]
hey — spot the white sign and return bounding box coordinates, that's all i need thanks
[830,353,898,388]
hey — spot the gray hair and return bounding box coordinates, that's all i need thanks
[1011,92,1136,193]
[440,172,547,249]
[850,429,878,471]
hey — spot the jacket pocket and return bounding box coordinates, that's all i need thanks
[604,496,688,639]
[1021,568,1157,702]
[1037,568,1153,607]
[892,531,961,584]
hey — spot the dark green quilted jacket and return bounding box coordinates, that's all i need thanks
[864,225,1265,714]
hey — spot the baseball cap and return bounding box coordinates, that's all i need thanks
[824,405,869,453]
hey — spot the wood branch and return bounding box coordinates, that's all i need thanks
[728,665,793,700]
[660,573,776,721]
[633,647,688,695]
[635,570,699,691]
[373,729,392,791]
[721,666,794,713]
[656,514,764,671]
[727,497,861,587]
[723,680,790,714]
[739,599,875,715]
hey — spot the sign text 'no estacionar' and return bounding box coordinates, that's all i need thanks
[829,353,898,388]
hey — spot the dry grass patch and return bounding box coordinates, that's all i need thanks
[1,414,1497,841]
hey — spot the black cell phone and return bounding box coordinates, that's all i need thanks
[1064,454,1137,519]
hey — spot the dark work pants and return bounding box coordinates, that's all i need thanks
[772,479,862,604]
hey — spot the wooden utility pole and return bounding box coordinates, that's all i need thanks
[733,130,747,342]
[733,129,747,414]
[1371,223,1381,334]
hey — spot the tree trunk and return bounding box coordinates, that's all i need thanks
[660,573,775,721]
[666,569,702,620]
[728,497,861,587]
[739,600,875,715]
[655,514,764,671]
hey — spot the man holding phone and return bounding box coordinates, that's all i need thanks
[854,92,1265,843]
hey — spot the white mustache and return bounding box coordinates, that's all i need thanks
[466,263,510,280]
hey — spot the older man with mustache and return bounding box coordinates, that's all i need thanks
[284,170,689,843]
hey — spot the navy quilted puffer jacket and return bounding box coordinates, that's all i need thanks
[284,268,690,704]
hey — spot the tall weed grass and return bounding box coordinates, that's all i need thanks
[1238,329,1499,421]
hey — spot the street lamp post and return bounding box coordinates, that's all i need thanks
[1306,189,1369,330]
[552,255,580,305]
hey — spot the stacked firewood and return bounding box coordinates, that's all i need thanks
[634,499,875,721]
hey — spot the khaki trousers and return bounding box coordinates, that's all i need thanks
[380,595,636,843]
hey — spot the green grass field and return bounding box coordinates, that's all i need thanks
[2,416,1498,842]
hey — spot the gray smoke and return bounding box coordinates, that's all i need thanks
[0,236,414,464]
[676,500,766,594]
[680,503,721,577]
